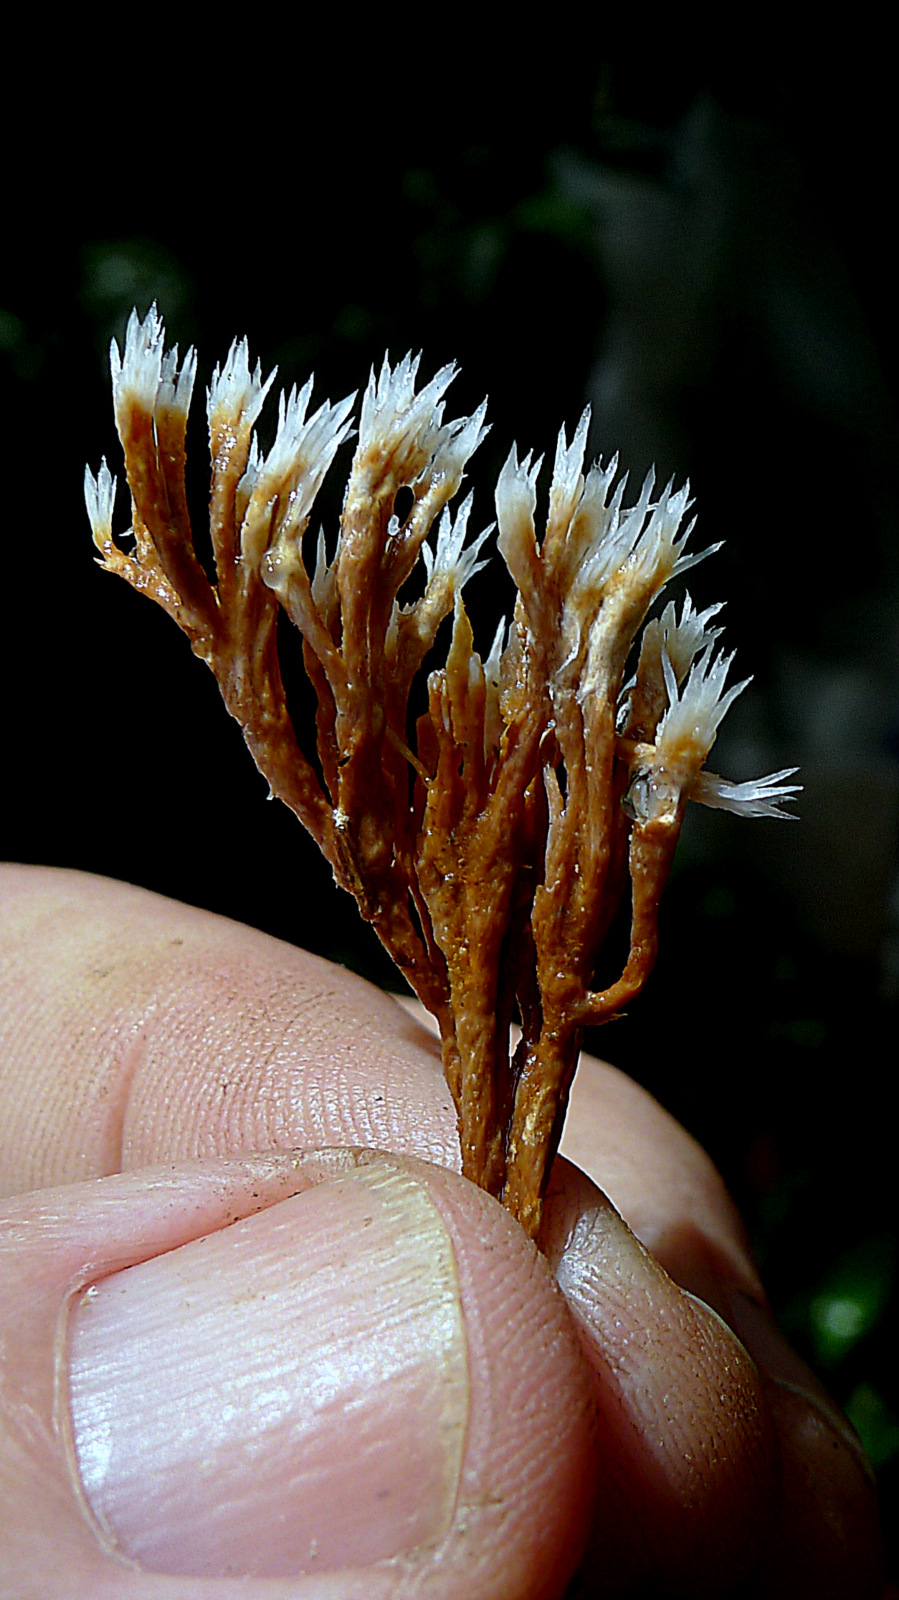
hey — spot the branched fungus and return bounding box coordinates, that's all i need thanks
[86,307,799,1238]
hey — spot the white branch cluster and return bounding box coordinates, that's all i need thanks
[85,306,799,827]
[207,336,276,435]
[111,305,197,421]
[84,457,117,548]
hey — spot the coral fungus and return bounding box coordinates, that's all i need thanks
[86,308,798,1238]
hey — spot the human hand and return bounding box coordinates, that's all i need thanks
[0,865,883,1597]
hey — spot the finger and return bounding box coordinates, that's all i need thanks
[557,1053,885,1596]
[539,1159,775,1594]
[542,1161,884,1598]
[1,1148,596,1599]
[562,1046,763,1298]
[4,863,748,1284]
[0,864,459,1196]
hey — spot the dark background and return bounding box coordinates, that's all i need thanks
[4,39,896,1576]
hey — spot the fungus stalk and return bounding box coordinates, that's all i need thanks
[86,308,799,1240]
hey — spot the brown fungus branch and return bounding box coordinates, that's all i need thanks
[86,308,800,1240]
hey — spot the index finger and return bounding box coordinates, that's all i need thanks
[0,863,756,1285]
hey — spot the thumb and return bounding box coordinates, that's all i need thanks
[3,1148,596,1599]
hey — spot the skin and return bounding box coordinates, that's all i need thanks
[0,863,884,1598]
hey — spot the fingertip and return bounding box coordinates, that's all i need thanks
[7,1150,598,1599]
[752,1379,885,1600]
[543,1160,778,1594]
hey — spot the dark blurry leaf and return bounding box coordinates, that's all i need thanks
[785,1235,896,1368]
[845,1382,899,1469]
